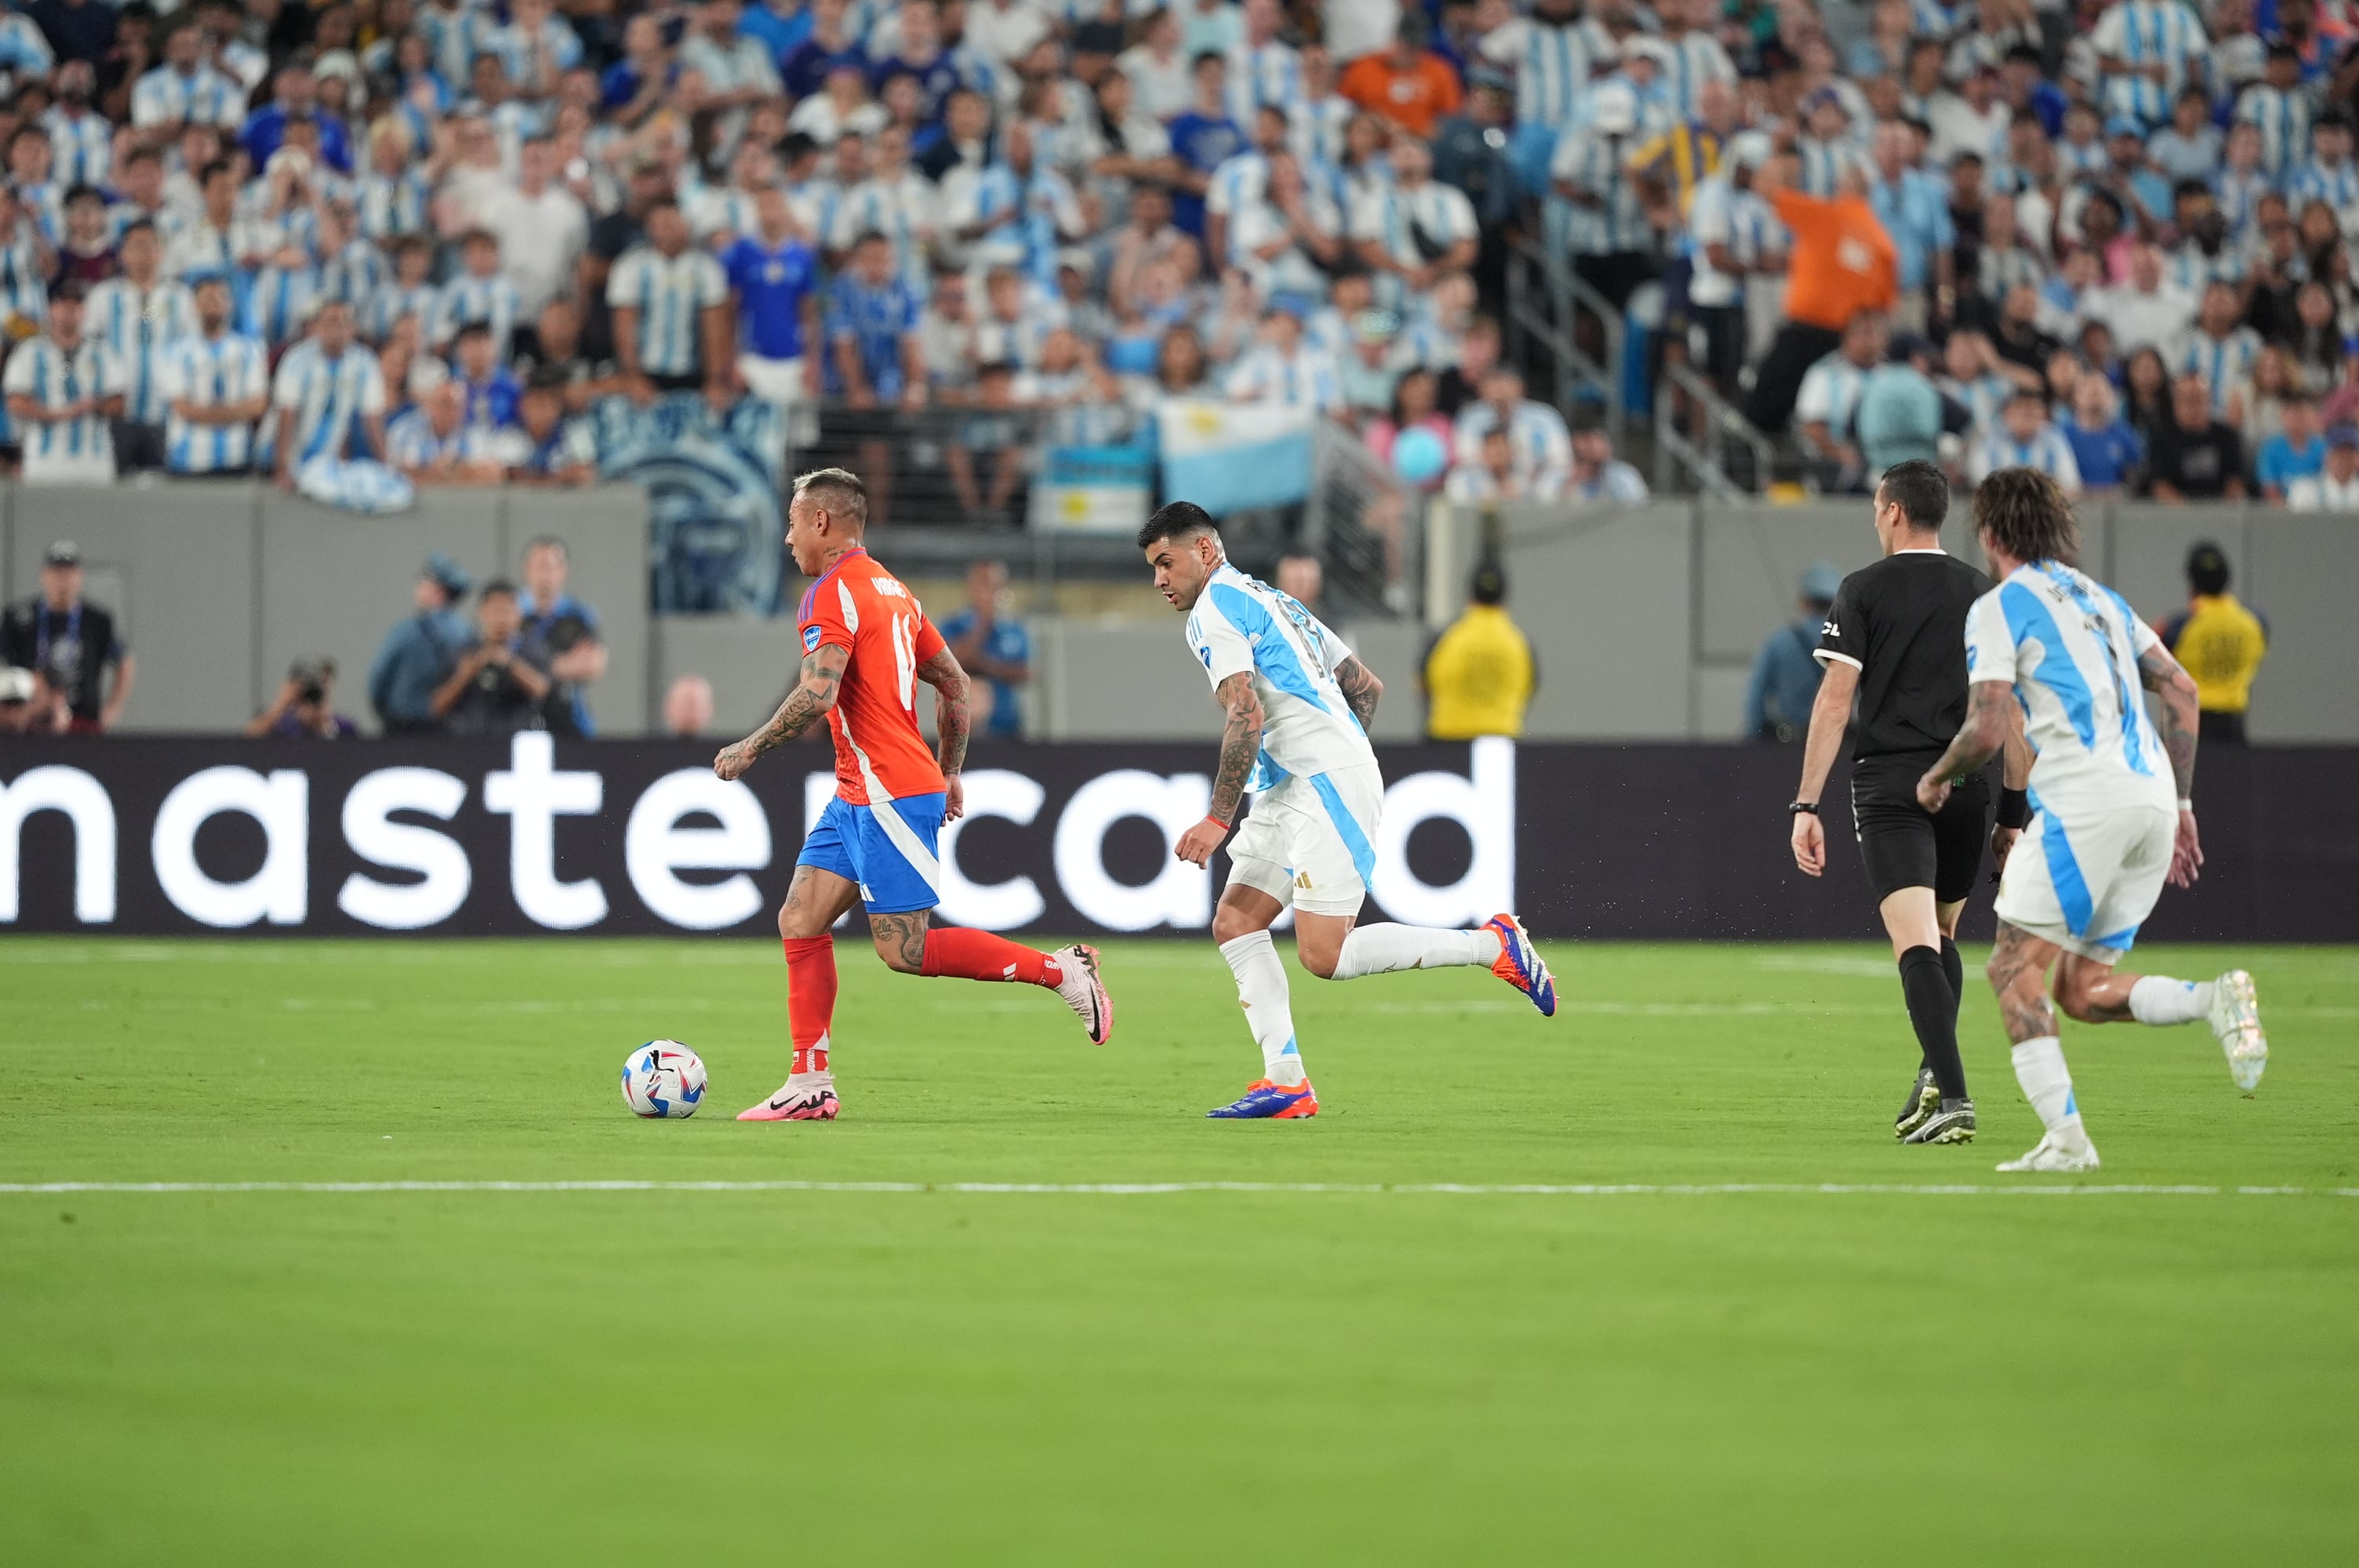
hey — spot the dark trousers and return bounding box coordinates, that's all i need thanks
[2199,710,2248,746]
[1743,321,1843,435]
[111,419,167,474]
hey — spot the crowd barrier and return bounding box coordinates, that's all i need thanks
[6,738,2353,942]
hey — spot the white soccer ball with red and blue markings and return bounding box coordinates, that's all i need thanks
[622,1042,707,1119]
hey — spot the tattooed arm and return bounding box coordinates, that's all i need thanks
[1175,670,1264,868]
[712,643,849,780]
[2139,638,2205,887]
[1333,655,1383,732]
[1916,680,2017,812]
[916,644,972,822]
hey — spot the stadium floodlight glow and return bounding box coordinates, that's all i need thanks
[337,767,471,930]
[935,768,1048,930]
[151,766,308,927]
[1052,768,1213,932]
[623,769,771,931]
[484,731,608,930]
[0,764,116,924]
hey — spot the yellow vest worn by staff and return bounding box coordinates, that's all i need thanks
[1423,604,1535,739]
[2170,593,2268,713]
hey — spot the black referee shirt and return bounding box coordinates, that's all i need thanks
[1812,550,1992,764]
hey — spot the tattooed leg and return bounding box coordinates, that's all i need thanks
[1986,920,2062,1045]
[868,909,932,974]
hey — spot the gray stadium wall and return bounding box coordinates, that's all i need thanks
[2,485,2352,743]
[4,737,2354,942]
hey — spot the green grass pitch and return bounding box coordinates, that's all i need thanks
[3,936,2356,1565]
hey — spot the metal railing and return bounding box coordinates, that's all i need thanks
[1305,417,1423,619]
[1652,359,1779,499]
[1503,234,1623,438]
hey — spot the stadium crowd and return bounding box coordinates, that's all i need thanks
[0,0,2342,515]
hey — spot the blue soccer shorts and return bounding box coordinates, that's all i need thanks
[796,792,947,914]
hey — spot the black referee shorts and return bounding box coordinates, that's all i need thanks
[1849,756,1990,905]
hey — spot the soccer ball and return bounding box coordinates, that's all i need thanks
[622,1042,707,1119]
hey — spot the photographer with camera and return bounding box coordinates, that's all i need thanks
[517,536,607,735]
[431,579,553,736]
[246,656,359,738]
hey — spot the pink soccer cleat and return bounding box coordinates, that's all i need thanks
[1050,943,1113,1044]
[737,1075,840,1121]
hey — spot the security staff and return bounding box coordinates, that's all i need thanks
[2157,541,2266,746]
[1786,460,2028,1148]
[0,539,134,733]
[1421,559,1536,740]
[369,554,473,735]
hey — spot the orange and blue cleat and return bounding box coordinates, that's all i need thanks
[1206,1078,1320,1119]
[1486,913,1557,1017]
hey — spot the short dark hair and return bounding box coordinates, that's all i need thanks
[1137,500,1218,551]
[455,320,493,343]
[1972,467,2080,566]
[792,466,867,528]
[1470,561,1507,605]
[1878,459,1948,532]
[480,576,518,601]
[2186,540,2230,596]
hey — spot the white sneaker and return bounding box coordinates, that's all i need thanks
[2208,969,2268,1094]
[1996,1128,2102,1174]
[1050,943,1113,1045]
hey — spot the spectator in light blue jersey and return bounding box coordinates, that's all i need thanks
[1746,563,1842,742]
[433,228,522,356]
[3,280,123,482]
[158,273,270,477]
[2063,376,2146,495]
[270,297,389,481]
[607,195,734,403]
[939,558,1032,741]
[84,220,194,474]
[451,321,522,434]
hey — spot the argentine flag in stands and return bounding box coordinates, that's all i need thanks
[1157,398,1314,517]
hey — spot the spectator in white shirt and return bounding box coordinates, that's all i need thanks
[1117,9,1193,122]
[1927,63,2012,167]
[2286,426,2359,510]
[1446,426,1528,502]
[2,281,123,483]
[485,136,588,323]
[1971,386,2085,494]
[2091,242,2197,357]
[1452,365,1572,498]
[1222,303,1341,411]
[1568,421,1652,503]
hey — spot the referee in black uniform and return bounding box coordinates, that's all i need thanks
[1787,460,2030,1146]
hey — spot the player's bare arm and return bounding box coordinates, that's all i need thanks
[712,643,850,780]
[915,644,972,822]
[2139,639,2205,887]
[1333,655,1383,732]
[1789,659,1858,877]
[1915,681,2015,812]
[1992,723,2034,873]
[1176,670,1263,867]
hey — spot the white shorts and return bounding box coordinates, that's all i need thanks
[1224,763,1383,919]
[1994,797,2176,965]
[738,354,808,407]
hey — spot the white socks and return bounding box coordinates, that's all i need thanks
[2128,975,2214,1025]
[1329,924,1502,981]
[2010,1036,2085,1139]
[1219,931,1304,1086]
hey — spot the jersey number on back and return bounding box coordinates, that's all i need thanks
[891,613,918,712]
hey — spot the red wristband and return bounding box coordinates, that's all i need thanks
[1206,813,1230,831]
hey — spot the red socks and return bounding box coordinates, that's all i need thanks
[918,927,1062,986]
[783,936,837,1074]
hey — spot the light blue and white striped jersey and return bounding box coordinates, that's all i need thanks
[2055,134,2111,179]
[1972,423,2083,493]
[687,183,761,247]
[386,406,500,471]
[1796,354,1874,437]
[2091,0,2208,127]
[482,15,583,97]
[2,333,121,470]
[2172,325,2263,416]
[1656,31,1737,122]
[14,180,62,246]
[433,271,522,351]
[1964,559,2172,814]
[1939,371,2016,441]
[825,172,936,270]
[974,299,1063,370]
[2211,165,2274,239]
[2287,157,2359,216]
[157,329,269,474]
[1287,95,1355,172]
[84,277,197,426]
[1184,560,1374,790]
[358,169,432,243]
[0,12,53,84]
[1451,398,1574,495]
[360,280,439,343]
[1910,0,1959,38]
[2234,82,2310,177]
[0,223,49,326]
[130,64,246,132]
[42,107,112,189]
[1206,149,1273,260]
[1223,38,1300,129]
[320,239,387,307]
[1223,342,1342,412]
[1353,176,1483,274]
[416,2,493,95]
[607,244,729,377]
[104,201,162,245]
[1685,177,1783,308]
[1794,135,1867,199]
[2162,242,2247,296]
[272,338,389,464]
[1488,16,1611,130]
[249,260,324,347]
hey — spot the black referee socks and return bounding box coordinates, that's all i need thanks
[1939,936,1965,1033]
[1899,946,1969,1102]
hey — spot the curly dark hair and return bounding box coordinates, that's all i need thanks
[1972,467,2081,568]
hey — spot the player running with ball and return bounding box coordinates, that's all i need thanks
[1139,503,1556,1120]
[716,469,1112,1122]
[1915,469,2267,1174]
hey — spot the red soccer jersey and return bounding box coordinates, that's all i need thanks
[797,548,949,805]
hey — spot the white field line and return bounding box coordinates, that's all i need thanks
[3,1180,2357,1198]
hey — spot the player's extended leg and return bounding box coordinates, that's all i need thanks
[1881,887,1975,1144]
[1301,911,1557,1016]
[865,908,1113,1046]
[2051,955,2268,1093]
[1984,920,2100,1173]
[738,864,863,1122]
[1205,884,1319,1119]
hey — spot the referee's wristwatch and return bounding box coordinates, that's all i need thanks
[1788,801,1819,816]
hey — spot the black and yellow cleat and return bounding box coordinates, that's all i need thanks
[1894,1066,1939,1140]
[1902,1099,1977,1145]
